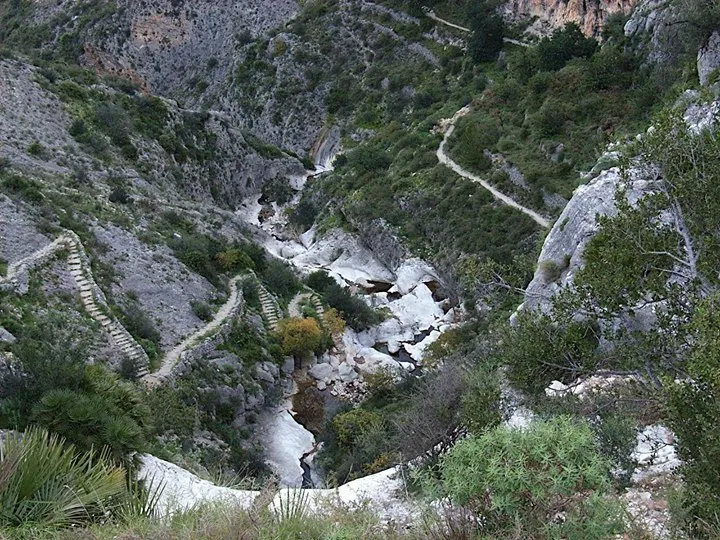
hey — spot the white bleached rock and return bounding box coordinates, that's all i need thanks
[390,258,439,295]
[140,456,418,526]
[388,283,445,331]
[338,362,359,382]
[270,466,418,526]
[545,380,568,397]
[632,425,680,481]
[235,194,263,226]
[403,330,441,362]
[357,319,415,348]
[698,31,720,87]
[523,165,653,314]
[290,229,396,285]
[138,454,257,517]
[256,403,316,487]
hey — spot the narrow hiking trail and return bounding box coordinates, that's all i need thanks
[0,229,253,385]
[425,9,531,48]
[288,292,325,321]
[143,275,245,386]
[0,230,150,372]
[436,106,551,228]
[425,9,470,32]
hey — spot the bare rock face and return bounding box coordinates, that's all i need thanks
[0,59,304,209]
[698,31,720,87]
[503,0,636,37]
[523,98,720,315]
[624,0,715,69]
[94,224,217,350]
[523,161,653,314]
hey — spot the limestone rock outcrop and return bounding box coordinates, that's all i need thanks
[522,162,652,313]
[698,31,720,87]
[503,0,636,37]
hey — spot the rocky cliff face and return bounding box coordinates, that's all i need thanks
[624,0,718,69]
[0,59,304,209]
[522,159,653,314]
[503,0,636,37]
[523,95,720,315]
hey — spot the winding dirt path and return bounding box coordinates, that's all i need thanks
[142,275,245,386]
[436,106,551,228]
[288,291,325,320]
[425,9,469,32]
[1,230,150,371]
[425,9,531,48]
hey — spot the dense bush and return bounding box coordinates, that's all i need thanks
[191,299,213,322]
[306,271,382,331]
[441,417,623,537]
[32,364,151,462]
[537,23,597,71]
[2,314,89,423]
[276,317,327,359]
[499,310,599,395]
[467,2,504,63]
[119,302,162,348]
[665,296,720,535]
[262,259,300,301]
[221,320,283,366]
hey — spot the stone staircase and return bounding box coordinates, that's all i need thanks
[256,283,282,330]
[1,230,150,375]
[310,294,324,320]
[288,291,325,323]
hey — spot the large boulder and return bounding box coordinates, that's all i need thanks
[523,161,653,314]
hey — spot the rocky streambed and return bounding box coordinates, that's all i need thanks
[236,158,461,488]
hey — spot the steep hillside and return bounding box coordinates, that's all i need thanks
[1,0,720,537]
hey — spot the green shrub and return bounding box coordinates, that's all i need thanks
[441,417,622,537]
[190,300,213,322]
[109,186,130,204]
[537,23,597,71]
[332,408,384,449]
[119,303,161,346]
[145,385,196,438]
[276,317,326,359]
[289,199,318,232]
[467,3,504,63]
[94,103,132,147]
[500,310,599,395]
[666,296,720,535]
[538,259,562,283]
[262,175,295,205]
[1,172,43,202]
[307,271,381,331]
[27,140,47,158]
[0,427,127,530]
[262,259,300,301]
[32,364,151,462]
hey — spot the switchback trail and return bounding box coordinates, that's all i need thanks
[425,10,531,47]
[436,106,551,228]
[0,231,150,372]
[143,275,245,386]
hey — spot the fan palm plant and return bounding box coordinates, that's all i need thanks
[0,427,126,529]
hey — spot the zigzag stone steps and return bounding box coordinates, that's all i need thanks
[256,283,282,330]
[288,291,326,324]
[0,230,150,373]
